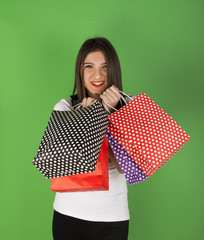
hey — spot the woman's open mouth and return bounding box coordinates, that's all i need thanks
[91,81,105,87]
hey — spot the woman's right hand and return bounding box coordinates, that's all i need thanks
[81,97,97,108]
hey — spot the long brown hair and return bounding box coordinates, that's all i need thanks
[70,37,123,106]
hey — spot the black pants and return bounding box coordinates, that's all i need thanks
[52,210,129,240]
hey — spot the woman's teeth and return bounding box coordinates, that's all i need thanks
[92,82,104,86]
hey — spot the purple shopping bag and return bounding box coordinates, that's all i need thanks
[106,131,147,185]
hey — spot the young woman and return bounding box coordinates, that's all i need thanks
[52,37,134,240]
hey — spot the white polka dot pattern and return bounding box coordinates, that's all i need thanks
[33,101,110,179]
[107,93,190,177]
[106,130,147,185]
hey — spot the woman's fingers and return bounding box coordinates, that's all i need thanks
[109,85,121,99]
[100,85,121,109]
[82,97,96,107]
[82,85,120,110]
[86,97,96,106]
[106,88,121,102]
[81,98,87,107]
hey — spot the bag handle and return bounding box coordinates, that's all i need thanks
[70,90,134,112]
[70,100,99,110]
[102,90,134,113]
[119,90,134,101]
[69,102,82,110]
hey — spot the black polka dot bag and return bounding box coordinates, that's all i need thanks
[50,136,109,192]
[103,91,190,180]
[32,101,109,179]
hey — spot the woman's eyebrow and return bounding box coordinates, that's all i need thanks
[84,62,107,65]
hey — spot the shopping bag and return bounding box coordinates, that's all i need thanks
[105,92,190,177]
[32,101,109,179]
[106,130,147,185]
[51,136,109,192]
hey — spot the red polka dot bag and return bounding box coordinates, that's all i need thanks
[106,130,148,185]
[103,91,190,179]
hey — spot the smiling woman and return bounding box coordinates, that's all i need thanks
[52,37,131,240]
[83,51,108,101]
[71,37,123,107]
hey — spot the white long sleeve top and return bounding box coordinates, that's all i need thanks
[53,95,134,222]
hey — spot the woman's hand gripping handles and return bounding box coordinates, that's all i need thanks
[81,85,123,174]
[81,85,121,112]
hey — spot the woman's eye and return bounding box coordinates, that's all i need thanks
[102,65,107,69]
[85,65,93,68]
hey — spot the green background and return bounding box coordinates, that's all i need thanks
[0,0,203,239]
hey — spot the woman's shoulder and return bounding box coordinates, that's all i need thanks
[53,98,73,111]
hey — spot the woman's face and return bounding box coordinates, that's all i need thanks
[82,51,108,101]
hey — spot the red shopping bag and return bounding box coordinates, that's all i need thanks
[107,93,190,177]
[51,136,109,192]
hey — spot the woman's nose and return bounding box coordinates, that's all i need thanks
[94,68,103,79]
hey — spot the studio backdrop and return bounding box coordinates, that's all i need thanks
[0,0,203,239]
